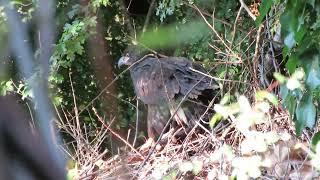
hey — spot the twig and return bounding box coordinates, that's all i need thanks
[265,14,279,73]
[133,100,139,147]
[142,0,157,33]
[92,107,144,158]
[193,4,234,55]
[184,2,236,29]
[120,0,135,37]
[239,0,256,20]
[230,6,243,48]
[69,72,81,131]
[188,67,251,85]
[252,25,263,88]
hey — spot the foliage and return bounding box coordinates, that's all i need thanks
[156,0,182,22]
[309,132,320,172]
[10,0,35,22]
[210,91,278,131]
[258,0,320,135]
[209,92,314,179]
[0,80,13,96]
[51,17,97,67]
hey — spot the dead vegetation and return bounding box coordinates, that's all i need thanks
[60,97,320,179]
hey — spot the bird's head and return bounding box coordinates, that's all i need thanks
[118,45,147,68]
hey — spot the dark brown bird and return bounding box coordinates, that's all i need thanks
[118,46,219,140]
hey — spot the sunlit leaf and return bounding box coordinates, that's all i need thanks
[238,96,251,112]
[255,90,278,105]
[220,92,231,105]
[192,160,203,175]
[209,113,223,128]
[255,101,270,113]
[232,156,262,178]
[286,78,301,90]
[179,161,193,173]
[67,168,78,180]
[274,72,287,84]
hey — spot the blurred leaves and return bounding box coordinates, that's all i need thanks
[264,0,320,135]
[139,20,210,50]
[0,80,13,96]
[255,90,278,105]
[211,91,277,134]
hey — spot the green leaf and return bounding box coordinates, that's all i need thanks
[255,90,278,105]
[255,0,274,26]
[312,132,320,152]
[67,168,78,180]
[220,92,231,105]
[5,80,13,92]
[286,55,299,74]
[210,113,223,128]
[281,86,297,118]
[301,53,320,90]
[274,72,287,84]
[295,93,316,135]
[280,0,307,49]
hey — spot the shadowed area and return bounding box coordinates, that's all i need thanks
[0,96,65,180]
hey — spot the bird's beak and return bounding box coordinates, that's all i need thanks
[118,56,130,68]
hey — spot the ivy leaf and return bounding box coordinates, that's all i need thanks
[280,0,307,49]
[302,53,320,90]
[295,93,316,135]
[283,91,297,119]
[255,0,273,26]
[311,132,320,152]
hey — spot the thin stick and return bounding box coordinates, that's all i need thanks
[230,6,243,48]
[133,100,139,147]
[239,0,256,20]
[188,67,251,85]
[252,25,263,88]
[142,0,157,33]
[92,107,144,158]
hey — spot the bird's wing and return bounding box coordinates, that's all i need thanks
[160,57,218,100]
[131,56,218,104]
[147,104,170,139]
[130,57,179,104]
